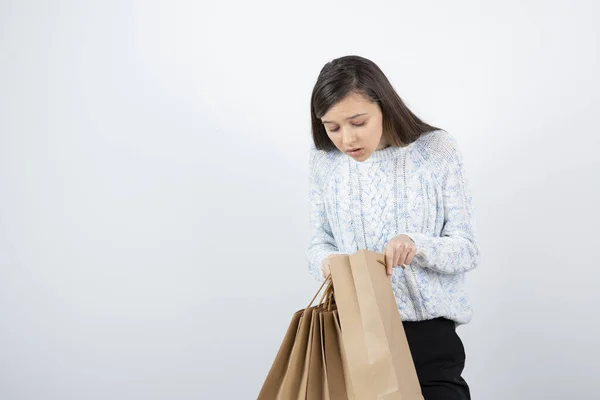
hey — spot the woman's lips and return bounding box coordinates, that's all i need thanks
[346,148,364,157]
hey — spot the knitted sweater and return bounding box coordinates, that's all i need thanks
[305,129,480,325]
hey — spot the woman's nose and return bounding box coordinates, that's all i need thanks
[341,127,358,147]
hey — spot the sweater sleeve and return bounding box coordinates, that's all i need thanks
[404,133,480,274]
[305,147,344,282]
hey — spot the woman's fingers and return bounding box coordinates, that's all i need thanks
[397,248,408,268]
[383,235,419,274]
[405,247,417,265]
[385,248,395,276]
[397,240,417,268]
[394,250,404,269]
[391,243,404,269]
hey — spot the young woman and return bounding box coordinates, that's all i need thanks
[306,55,480,400]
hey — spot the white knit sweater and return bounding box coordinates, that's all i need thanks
[305,129,480,324]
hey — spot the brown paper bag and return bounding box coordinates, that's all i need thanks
[306,282,342,400]
[329,249,424,400]
[258,277,342,400]
[304,307,324,399]
[256,309,303,399]
[332,310,357,400]
[309,293,347,400]
[322,309,353,400]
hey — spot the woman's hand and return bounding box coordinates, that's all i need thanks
[384,235,417,276]
[321,254,344,279]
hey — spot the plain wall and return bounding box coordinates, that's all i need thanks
[1,0,599,398]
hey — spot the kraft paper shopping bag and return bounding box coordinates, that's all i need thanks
[259,276,345,399]
[329,249,424,400]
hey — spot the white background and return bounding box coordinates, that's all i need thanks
[1,0,599,399]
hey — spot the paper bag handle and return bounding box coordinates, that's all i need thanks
[306,274,333,310]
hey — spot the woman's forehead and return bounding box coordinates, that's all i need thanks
[322,93,376,122]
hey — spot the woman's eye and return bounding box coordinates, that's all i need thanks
[328,122,364,133]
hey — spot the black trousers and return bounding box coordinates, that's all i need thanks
[403,317,471,400]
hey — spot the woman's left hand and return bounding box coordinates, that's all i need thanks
[384,235,417,276]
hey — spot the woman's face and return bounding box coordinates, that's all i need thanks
[320,91,389,161]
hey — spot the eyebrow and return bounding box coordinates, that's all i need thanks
[322,113,368,124]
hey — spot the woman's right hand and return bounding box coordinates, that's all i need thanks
[321,254,344,279]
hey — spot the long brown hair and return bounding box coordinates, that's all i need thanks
[310,55,440,151]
